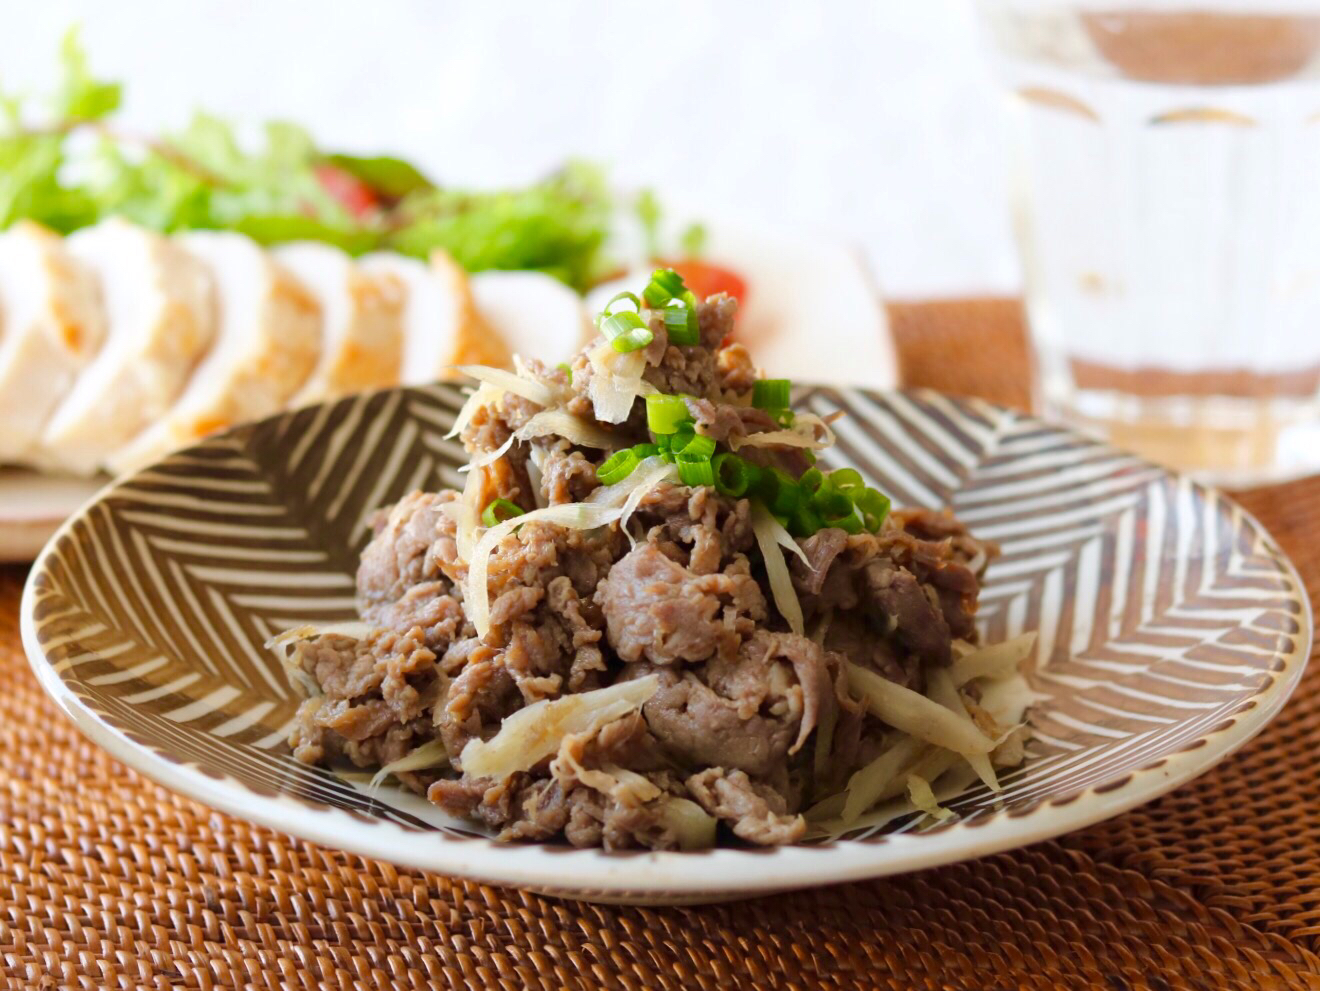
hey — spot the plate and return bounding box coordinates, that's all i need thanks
[0,469,105,563]
[0,220,894,563]
[21,384,1310,904]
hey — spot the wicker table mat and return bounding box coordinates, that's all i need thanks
[2,298,1318,991]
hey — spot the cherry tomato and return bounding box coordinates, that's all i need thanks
[660,259,748,303]
[313,163,380,219]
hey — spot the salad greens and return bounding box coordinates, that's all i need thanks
[0,29,616,290]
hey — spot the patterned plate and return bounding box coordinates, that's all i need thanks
[20,385,1312,905]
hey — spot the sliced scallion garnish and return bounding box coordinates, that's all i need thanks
[663,296,700,345]
[830,468,864,493]
[599,309,653,353]
[753,379,792,410]
[596,448,642,485]
[856,487,891,532]
[481,498,525,527]
[643,268,686,307]
[757,467,801,516]
[789,504,824,538]
[646,394,690,435]
[826,510,865,535]
[676,452,715,487]
[713,453,758,497]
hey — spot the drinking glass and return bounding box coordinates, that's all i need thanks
[977,0,1320,484]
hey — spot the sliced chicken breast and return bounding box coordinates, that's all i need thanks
[0,221,106,466]
[360,250,509,385]
[471,270,590,367]
[275,242,405,405]
[109,231,322,474]
[39,218,211,476]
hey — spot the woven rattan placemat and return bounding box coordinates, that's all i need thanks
[2,298,1318,991]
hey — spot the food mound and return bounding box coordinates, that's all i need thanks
[279,270,1035,849]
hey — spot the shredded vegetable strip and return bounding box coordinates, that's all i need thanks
[950,632,1038,686]
[906,774,953,821]
[846,663,996,755]
[265,621,374,651]
[751,502,804,635]
[369,740,450,790]
[455,365,560,408]
[839,734,925,824]
[927,667,1001,793]
[587,343,648,423]
[657,797,719,850]
[459,675,658,776]
[465,410,617,472]
[446,381,503,439]
[730,412,838,453]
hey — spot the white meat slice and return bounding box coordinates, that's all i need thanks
[109,231,322,474]
[38,218,211,476]
[0,221,104,464]
[360,250,509,384]
[470,270,590,367]
[274,242,405,405]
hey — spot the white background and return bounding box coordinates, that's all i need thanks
[1,0,1018,298]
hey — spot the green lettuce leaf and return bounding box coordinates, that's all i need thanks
[54,27,121,124]
[326,153,434,201]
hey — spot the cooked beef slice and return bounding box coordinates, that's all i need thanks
[357,490,458,611]
[791,527,849,596]
[636,632,819,781]
[597,543,765,665]
[716,341,757,395]
[288,628,439,768]
[536,437,601,505]
[686,767,806,845]
[367,582,468,648]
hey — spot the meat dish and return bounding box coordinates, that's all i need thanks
[278,271,1035,848]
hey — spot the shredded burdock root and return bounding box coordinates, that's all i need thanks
[280,268,1037,850]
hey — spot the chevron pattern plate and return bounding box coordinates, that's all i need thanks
[20,385,1312,904]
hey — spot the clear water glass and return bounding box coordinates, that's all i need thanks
[978,1,1320,484]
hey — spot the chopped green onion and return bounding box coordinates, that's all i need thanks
[856,488,892,532]
[713,453,758,497]
[676,453,715,487]
[775,409,797,428]
[811,486,853,520]
[753,379,792,410]
[830,468,865,493]
[663,295,700,345]
[599,310,653,353]
[632,443,662,458]
[797,468,825,498]
[757,467,801,516]
[481,498,525,527]
[604,290,642,314]
[824,508,865,535]
[669,423,695,452]
[671,429,715,460]
[596,448,641,485]
[646,394,690,435]
[643,268,687,307]
[556,361,573,385]
[788,504,824,538]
